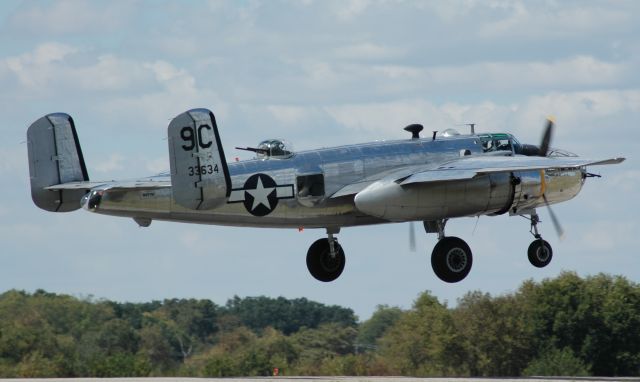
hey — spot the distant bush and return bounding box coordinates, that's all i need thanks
[523,347,590,376]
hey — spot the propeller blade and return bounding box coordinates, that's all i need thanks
[409,222,416,252]
[539,117,555,156]
[543,194,565,240]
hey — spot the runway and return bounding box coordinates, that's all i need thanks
[3,377,640,382]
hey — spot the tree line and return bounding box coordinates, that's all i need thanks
[0,271,638,377]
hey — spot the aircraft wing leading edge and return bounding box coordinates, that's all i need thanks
[400,156,625,186]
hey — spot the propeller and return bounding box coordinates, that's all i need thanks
[539,116,565,239]
[409,222,416,252]
[539,117,555,156]
[542,194,565,240]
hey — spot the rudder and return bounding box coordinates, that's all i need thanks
[27,113,89,212]
[168,108,231,210]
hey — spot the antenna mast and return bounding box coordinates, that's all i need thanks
[465,123,476,135]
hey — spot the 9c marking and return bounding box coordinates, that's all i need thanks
[181,125,213,151]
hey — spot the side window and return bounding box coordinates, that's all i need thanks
[297,174,324,198]
[481,137,512,153]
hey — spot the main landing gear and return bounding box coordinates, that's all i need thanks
[526,212,553,268]
[426,220,473,283]
[305,212,555,283]
[306,228,345,282]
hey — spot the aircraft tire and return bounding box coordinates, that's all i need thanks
[431,237,472,283]
[306,238,345,282]
[527,239,553,268]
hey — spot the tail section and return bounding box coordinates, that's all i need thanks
[27,113,90,212]
[168,108,231,210]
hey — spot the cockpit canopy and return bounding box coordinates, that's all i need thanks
[256,139,295,159]
[479,133,517,153]
[478,133,577,157]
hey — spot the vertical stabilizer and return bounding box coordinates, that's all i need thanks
[27,113,89,212]
[168,108,231,210]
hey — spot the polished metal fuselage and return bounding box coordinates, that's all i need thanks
[90,135,584,229]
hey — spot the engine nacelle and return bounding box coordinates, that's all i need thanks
[354,173,515,221]
[354,169,584,221]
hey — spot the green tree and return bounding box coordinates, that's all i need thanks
[453,291,533,376]
[520,272,640,375]
[291,323,358,375]
[356,305,402,350]
[223,296,357,334]
[378,292,463,376]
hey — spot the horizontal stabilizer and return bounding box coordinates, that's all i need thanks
[45,179,171,191]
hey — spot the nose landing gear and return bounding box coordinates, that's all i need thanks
[526,212,553,268]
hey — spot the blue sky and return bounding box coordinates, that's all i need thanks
[0,0,638,320]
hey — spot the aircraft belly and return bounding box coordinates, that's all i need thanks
[91,186,380,229]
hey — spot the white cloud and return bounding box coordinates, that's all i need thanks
[94,153,125,173]
[1,43,156,96]
[332,0,372,20]
[95,70,227,131]
[266,105,312,125]
[7,1,134,35]
[333,42,404,61]
[371,56,630,92]
[144,61,196,93]
[511,89,640,141]
[326,99,453,137]
[324,89,640,144]
[145,157,169,174]
[4,42,77,89]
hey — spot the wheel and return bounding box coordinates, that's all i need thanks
[431,237,473,283]
[528,239,553,268]
[306,238,345,282]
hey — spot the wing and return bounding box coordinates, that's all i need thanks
[330,155,625,198]
[329,164,434,198]
[400,155,625,186]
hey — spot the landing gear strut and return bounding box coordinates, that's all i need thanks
[306,228,345,282]
[427,219,473,283]
[526,212,553,268]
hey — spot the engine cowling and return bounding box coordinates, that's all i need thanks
[354,173,516,221]
[354,169,584,221]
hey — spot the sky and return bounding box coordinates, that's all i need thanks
[0,0,638,320]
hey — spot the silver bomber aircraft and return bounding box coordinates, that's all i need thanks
[27,109,624,283]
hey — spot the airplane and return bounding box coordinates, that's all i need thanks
[26,108,624,283]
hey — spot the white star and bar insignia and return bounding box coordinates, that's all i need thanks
[227,173,294,216]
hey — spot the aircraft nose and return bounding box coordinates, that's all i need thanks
[81,190,103,211]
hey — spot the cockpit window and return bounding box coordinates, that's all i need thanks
[548,148,578,157]
[256,139,294,159]
[479,133,518,153]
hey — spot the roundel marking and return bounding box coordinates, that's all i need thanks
[227,173,295,217]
